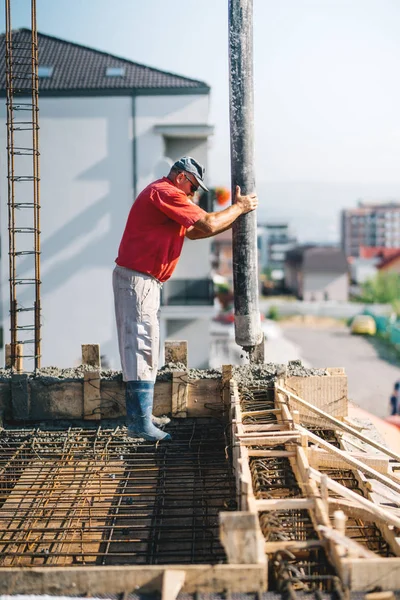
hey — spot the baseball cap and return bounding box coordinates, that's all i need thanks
[173,156,209,192]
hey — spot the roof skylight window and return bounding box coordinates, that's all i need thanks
[106,67,125,77]
[38,66,54,78]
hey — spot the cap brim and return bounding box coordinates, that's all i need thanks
[193,175,208,192]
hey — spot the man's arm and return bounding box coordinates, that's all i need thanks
[185,186,258,240]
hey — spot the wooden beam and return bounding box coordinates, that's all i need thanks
[328,498,400,526]
[277,385,400,462]
[308,446,389,474]
[240,434,301,447]
[83,370,101,420]
[222,365,233,410]
[5,343,23,372]
[303,428,400,496]
[247,450,296,458]
[171,371,188,418]
[342,557,400,591]
[309,467,400,530]
[264,539,324,553]
[255,498,314,511]
[220,512,266,564]
[164,341,187,367]
[161,569,186,600]
[318,525,376,559]
[0,564,267,595]
[82,344,101,367]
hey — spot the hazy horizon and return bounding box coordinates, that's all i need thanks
[2,0,400,243]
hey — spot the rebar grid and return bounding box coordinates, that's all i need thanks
[272,549,344,599]
[251,457,301,500]
[240,388,276,416]
[5,2,41,370]
[260,510,316,544]
[319,468,393,557]
[0,419,235,566]
[238,386,346,592]
[306,428,340,448]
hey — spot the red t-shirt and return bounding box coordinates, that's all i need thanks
[116,177,206,282]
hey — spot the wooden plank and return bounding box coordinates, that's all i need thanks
[308,446,390,474]
[162,569,186,600]
[365,593,395,600]
[282,374,348,421]
[278,385,400,463]
[164,341,188,367]
[238,445,257,513]
[303,428,400,496]
[82,344,101,367]
[240,434,301,447]
[247,450,296,458]
[186,378,222,417]
[326,367,345,376]
[222,365,233,411]
[309,467,400,530]
[318,525,376,559]
[328,498,400,526]
[255,498,315,511]
[0,564,267,595]
[172,371,188,418]
[275,391,294,430]
[220,511,266,564]
[5,344,23,372]
[5,344,11,368]
[243,423,287,433]
[238,430,301,438]
[265,539,323,553]
[83,370,101,420]
[342,557,400,591]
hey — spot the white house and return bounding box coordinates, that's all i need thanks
[285,246,349,302]
[0,29,215,370]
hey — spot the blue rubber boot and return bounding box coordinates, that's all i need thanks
[126,381,171,442]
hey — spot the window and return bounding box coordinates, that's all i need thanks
[106,67,125,77]
[38,66,53,78]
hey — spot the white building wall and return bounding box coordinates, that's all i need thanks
[303,272,349,302]
[0,92,214,370]
[135,94,212,280]
[0,95,133,369]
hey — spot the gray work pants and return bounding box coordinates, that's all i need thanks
[113,265,161,382]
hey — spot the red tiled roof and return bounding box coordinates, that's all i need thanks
[359,246,400,260]
[378,250,400,270]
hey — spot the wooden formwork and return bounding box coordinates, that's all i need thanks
[228,371,400,592]
[0,353,268,597]
[2,348,400,594]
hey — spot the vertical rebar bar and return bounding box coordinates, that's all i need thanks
[4,0,42,371]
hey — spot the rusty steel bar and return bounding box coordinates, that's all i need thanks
[0,420,235,566]
[4,0,42,371]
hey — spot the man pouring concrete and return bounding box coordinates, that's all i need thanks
[113,157,258,442]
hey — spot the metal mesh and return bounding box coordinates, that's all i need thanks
[0,419,235,566]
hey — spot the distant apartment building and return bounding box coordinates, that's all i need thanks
[341,202,400,258]
[285,246,349,302]
[258,222,297,281]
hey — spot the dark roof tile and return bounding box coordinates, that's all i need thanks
[0,28,209,93]
[286,245,348,273]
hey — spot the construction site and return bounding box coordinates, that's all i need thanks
[2,1,400,599]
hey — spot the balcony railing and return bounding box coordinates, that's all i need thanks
[161,278,214,306]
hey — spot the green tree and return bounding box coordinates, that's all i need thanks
[359,272,400,310]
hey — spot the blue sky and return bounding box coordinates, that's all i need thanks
[3,0,400,241]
